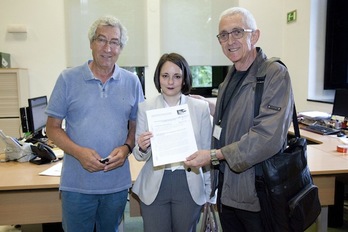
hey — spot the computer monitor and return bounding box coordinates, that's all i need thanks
[189,65,230,97]
[332,89,348,118]
[27,96,48,137]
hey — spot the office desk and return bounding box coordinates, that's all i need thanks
[289,127,348,231]
[1,131,347,231]
[0,155,143,226]
[0,159,61,225]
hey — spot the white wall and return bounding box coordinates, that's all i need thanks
[239,0,284,58]
[281,0,333,113]
[160,0,236,66]
[0,0,333,113]
[0,0,66,100]
[64,0,148,67]
[239,0,332,113]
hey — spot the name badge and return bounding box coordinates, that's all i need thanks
[213,124,222,140]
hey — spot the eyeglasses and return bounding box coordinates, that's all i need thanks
[216,28,254,42]
[94,36,121,48]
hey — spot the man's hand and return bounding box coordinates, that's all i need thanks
[189,95,216,116]
[76,147,105,172]
[103,145,130,172]
[184,150,211,168]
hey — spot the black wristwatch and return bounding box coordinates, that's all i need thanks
[210,149,220,166]
[123,143,132,154]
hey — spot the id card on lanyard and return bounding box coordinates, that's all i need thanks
[213,124,222,140]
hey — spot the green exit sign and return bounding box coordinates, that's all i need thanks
[287,10,297,23]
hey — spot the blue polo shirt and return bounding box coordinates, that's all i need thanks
[46,61,144,194]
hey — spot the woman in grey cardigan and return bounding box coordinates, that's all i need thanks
[132,53,214,232]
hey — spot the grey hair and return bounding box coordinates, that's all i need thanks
[219,7,257,30]
[88,15,128,48]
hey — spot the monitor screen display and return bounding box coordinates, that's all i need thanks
[324,0,348,90]
[27,96,48,135]
[190,66,213,88]
[189,65,229,97]
[332,89,348,118]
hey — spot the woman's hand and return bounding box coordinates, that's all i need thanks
[137,131,153,152]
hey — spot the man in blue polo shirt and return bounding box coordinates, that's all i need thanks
[45,15,144,232]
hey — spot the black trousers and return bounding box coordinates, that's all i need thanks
[217,172,264,232]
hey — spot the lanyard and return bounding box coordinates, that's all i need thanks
[217,68,250,125]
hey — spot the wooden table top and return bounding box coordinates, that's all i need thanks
[0,153,144,191]
[1,127,348,191]
[289,125,348,175]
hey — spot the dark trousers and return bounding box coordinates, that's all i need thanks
[140,170,202,232]
[217,172,264,232]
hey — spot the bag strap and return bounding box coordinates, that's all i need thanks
[200,203,219,232]
[253,57,300,137]
[254,58,299,176]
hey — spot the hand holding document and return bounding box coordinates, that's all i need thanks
[146,104,197,166]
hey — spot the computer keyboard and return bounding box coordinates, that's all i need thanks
[302,124,340,135]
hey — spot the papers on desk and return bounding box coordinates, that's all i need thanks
[39,162,62,176]
[338,136,348,145]
[146,104,197,167]
[298,111,331,120]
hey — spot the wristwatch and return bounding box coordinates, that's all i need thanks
[210,149,220,166]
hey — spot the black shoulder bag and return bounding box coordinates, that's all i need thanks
[254,58,321,232]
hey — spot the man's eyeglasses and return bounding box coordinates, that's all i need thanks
[94,36,121,48]
[216,28,254,42]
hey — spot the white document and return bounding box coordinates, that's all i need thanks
[298,111,331,120]
[39,162,62,176]
[146,104,197,167]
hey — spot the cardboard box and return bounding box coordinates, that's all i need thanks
[0,52,11,68]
